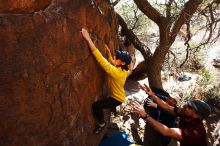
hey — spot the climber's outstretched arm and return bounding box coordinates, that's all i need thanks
[104,44,115,64]
[81,28,97,52]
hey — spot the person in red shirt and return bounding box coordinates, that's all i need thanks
[132,84,211,146]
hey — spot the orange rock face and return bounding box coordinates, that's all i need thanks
[0,0,51,13]
[0,0,118,145]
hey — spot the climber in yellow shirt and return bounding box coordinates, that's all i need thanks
[81,28,131,134]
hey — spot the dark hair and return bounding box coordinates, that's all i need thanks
[120,64,129,71]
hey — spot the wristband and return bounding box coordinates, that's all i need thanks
[142,114,149,120]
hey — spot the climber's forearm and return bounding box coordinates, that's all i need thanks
[86,39,97,52]
[81,28,97,51]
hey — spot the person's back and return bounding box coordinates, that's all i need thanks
[106,66,127,103]
[144,88,177,146]
[159,106,177,146]
[144,88,169,119]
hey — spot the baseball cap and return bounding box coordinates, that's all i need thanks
[187,99,211,118]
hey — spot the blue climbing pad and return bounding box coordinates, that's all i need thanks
[99,131,133,146]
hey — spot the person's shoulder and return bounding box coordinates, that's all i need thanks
[114,67,128,76]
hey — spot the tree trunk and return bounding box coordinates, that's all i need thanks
[119,0,203,145]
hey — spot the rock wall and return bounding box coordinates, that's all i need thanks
[0,0,118,145]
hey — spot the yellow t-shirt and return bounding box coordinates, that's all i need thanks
[92,49,128,102]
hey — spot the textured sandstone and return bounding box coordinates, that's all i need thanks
[0,0,118,145]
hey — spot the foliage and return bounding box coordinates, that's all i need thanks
[200,67,211,82]
[185,49,204,70]
[189,67,220,100]
[114,0,220,89]
[115,0,154,41]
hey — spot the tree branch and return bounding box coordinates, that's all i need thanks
[184,21,191,45]
[133,0,165,26]
[190,1,220,52]
[179,44,190,68]
[117,13,151,67]
[131,8,140,30]
[111,0,121,6]
[170,0,203,43]
[166,0,175,21]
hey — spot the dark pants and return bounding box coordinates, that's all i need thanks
[92,97,122,124]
